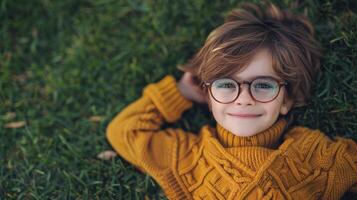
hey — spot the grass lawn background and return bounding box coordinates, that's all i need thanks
[1,0,356,199]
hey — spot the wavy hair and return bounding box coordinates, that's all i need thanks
[179,3,322,107]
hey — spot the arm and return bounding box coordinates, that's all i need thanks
[106,75,198,174]
[321,135,357,197]
[334,136,357,193]
[284,128,357,197]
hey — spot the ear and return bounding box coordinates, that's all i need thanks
[280,96,293,115]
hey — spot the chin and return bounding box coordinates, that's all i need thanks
[228,125,261,137]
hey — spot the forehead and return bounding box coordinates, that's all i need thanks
[233,49,279,80]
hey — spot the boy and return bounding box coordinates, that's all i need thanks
[106,3,356,199]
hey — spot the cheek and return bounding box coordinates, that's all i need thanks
[209,97,226,117]
[265,94,285,116]
[265,104,281,116]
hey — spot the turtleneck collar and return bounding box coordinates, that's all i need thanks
[215,118,287,148]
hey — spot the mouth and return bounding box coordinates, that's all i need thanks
[227,113,262,118]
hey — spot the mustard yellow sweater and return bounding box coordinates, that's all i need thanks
[106,75,357,200]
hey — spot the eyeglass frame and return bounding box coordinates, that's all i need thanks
[203,76,288,104]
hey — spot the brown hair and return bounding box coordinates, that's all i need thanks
[179,2,322,107]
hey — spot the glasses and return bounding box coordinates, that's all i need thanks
[204,76,287,104]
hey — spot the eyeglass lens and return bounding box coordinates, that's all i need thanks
[210,78,280,103]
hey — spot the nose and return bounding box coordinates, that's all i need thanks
[234,84,255,105]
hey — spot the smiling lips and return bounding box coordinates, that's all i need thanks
[227,113,262,118]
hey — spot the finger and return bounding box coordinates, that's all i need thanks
[182,72,192,81]
[192,76,200,85]
[186,72,200,85]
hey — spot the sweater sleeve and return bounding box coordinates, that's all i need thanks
[106,75,198,174]
[284,128,357,197]
[315,135,357,198]
[334,136,357,194]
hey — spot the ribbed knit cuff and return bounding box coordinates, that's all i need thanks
[143,75,193,123]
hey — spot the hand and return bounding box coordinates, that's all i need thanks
[177,72,206,104]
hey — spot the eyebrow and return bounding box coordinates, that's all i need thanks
[227,75,282,81]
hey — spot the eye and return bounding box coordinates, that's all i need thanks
[252,78,278,91]
[254,82,274,89]
[217,82,235,88]
[212,79,237,89]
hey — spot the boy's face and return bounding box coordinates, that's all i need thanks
[209,49,293,137]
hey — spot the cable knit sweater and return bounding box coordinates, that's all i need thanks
[106,75,357,200]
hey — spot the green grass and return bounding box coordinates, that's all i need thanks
[0,0,356,199]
